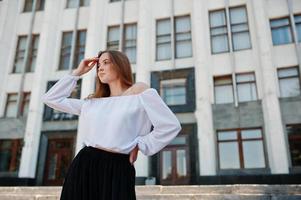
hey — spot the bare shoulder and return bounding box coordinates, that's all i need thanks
[131,82,150,94]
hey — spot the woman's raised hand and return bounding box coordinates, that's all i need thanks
[71,57,99,76]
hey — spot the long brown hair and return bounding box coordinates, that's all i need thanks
[85,50,134,99]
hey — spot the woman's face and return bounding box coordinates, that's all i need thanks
[97,52,119,84]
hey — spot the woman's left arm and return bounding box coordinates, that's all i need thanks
[136,88,182,156]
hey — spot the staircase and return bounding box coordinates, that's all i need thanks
[0,185,300,199]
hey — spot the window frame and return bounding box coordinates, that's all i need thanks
[270,16,294,46]
[217,127,267,170]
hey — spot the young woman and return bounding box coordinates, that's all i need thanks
[42,50,182,200]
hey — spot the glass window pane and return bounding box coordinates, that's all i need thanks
[215,85,234,104]
[67,0,78,8]
[157,44,171,60]
[237,73,255,82]
[278,67,298,78]
[170,136,186,145]
[237,83,257,102]
[23,0,33,12]
[287,124,301,166]
[212,35,229,53]
[243,140,266,168]
[176,149,187,177]
[232,32,251,50]
[157,19,171,35]
[230,7,247,24]
[175,16,190,33]
[161,79,186,105]
[80,0,90,6]
[218,131,237,140]
[271,18,293,45]
[279,78,301,97]
[162,151,172,179]
[219,142,240,169]
[176,40,192,58]
[0,150,11,171]
[241,129,262,139]
[210,10,226,27]
[5,94,18,117]
[295,15,301,42]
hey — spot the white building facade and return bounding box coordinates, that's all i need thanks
[0,0,300,186]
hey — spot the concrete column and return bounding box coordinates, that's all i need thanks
[251,0,289,174]
[19,0,61,178]
[0,1,18,116]
[192,0,217,175]
[134,0,153,178]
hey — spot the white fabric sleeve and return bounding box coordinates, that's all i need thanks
[42,74,85,116]
[137,88,182,156]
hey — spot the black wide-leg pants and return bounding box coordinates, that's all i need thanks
[60,146,136,200]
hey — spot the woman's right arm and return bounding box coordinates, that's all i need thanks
[42,57,99,116]
[42,73,85,116]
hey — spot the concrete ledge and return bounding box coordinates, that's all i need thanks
[0,185,300,200]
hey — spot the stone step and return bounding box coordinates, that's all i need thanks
[0,185,300,200]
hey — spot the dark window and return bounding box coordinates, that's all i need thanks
[287,124,301,167]
[43,79,82,121]
[295,14,301,42]
[13,36,27,73]
[151,68,195,113]
[23,0,45,12]
[59,32,73,70]
[0,139,22,172]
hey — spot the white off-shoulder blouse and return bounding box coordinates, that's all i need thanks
[42,74,182,156]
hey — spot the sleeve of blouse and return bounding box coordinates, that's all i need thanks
[41,74,85,116]
[137,88,182,156]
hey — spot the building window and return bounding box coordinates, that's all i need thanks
[278,67,301,97]
[209,10,229,54]
[160,79,186,106]
[106,24,137,63]
[270,17,293,45]
[59,32,73,70]
[175,16,192,58]
[156,18,172,60]
[214,75,234,104]
[236,73,257,102]
[156,16,192,60]
[217,128,266,169]
[13,36,27,73]
[229,6,251,51]
[59,30,86,70]
[151,68,195,113]
[43,80,82,121]
[107,26,120,50]
[26,34,39,72]
[123,24,137,63]
[20,92,31,118]
[209,6,251,54]
[295,14,301,42]
[73,30,87,68]
[23,0,45,12]
[4,94,18,118]
[0,139,22,172]
[13,35,40,73]
[287,124,301,167]
[66,0,90,8]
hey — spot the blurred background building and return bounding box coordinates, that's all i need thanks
[0,0,300,186]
